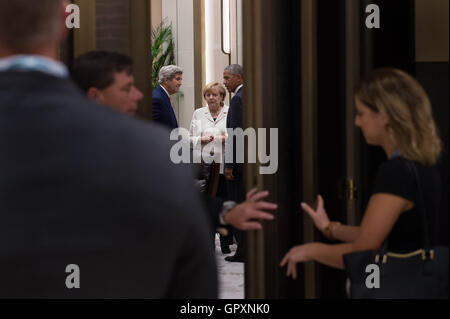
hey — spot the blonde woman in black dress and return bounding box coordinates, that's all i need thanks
[281,69,442,279]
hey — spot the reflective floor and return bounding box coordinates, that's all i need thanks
[214,234,244,299]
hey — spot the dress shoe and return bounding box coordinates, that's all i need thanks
[225,254,244,263]
[221,245,231,254]
[220,233,234,246]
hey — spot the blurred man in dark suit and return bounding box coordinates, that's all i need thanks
[0,0,216,298]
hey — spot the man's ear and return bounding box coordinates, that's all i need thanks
[87,87,101,102]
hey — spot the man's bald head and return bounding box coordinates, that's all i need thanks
[0,0,63,52]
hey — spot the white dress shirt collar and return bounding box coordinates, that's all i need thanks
[0,54,68,78]
[160,85,171,99]
[234,84,243,94]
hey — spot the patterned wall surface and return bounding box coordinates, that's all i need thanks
[96,0,131,55]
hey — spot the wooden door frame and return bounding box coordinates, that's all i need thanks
[130,0,152,121]
[243,0,364,299]
[242,0,265,299]
[344,0,362,226]
[73,0,96,57]
[243,0,304,299]
[300,0,319,299]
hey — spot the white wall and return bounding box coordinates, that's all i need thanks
[151,0,162,30]
[205,0,231,105]
[205,0,243,106]
[236,0,243,65]
[162,0,196,129]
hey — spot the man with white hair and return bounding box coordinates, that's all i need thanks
[152,65,183,129]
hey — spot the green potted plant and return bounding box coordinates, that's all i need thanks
[151,19,176,90]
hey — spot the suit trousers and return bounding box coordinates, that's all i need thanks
[226,170,245,257]
[216,175,233,247]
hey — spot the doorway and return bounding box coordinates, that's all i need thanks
[243,0,448,299]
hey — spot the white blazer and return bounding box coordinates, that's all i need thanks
[189,105,229,174]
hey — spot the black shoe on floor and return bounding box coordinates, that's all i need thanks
[220,233,234,247]
[221,245,231,254]
[225,254,244,263]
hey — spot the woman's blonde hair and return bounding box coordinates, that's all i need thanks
[355,68,441,165]
[203,82,227,106]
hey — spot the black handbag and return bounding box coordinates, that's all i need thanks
[343,161,449,299]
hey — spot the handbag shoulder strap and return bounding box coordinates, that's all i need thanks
[403,159,432,250]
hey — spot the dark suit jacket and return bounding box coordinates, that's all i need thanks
[0,71,216,298]
[225,87,243,173]
[152,85,178,130]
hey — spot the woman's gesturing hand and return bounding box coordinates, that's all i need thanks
[279,243,315,279]
[301,195,330,233]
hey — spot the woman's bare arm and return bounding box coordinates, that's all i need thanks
[328,224,361,243]
[301,195,359,242]
[281,193,412,274]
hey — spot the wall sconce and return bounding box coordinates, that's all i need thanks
[222,0,231,55]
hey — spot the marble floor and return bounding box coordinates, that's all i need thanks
[214,234,244,299]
